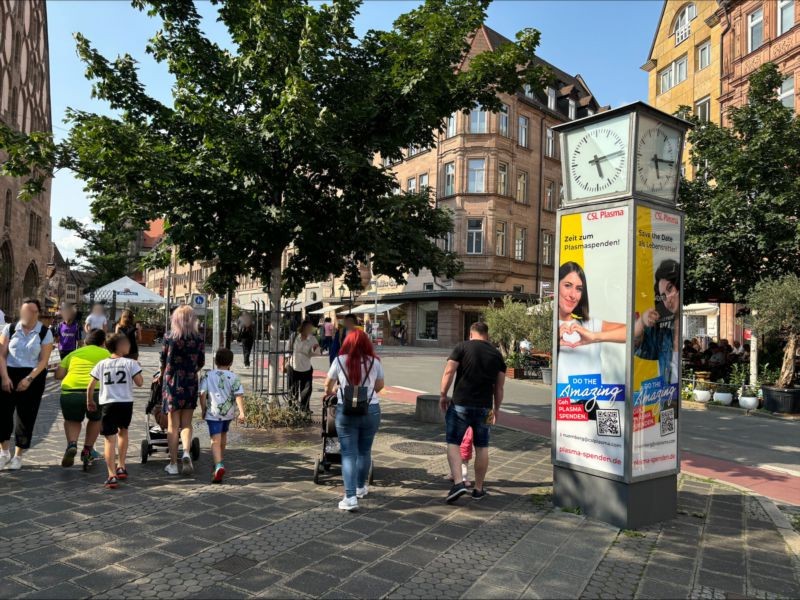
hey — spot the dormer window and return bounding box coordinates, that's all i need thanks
[547,87,556,110]
[523,84,534,99]
[568,99,577,120]
[674,3,696,46]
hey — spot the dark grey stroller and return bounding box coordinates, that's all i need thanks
[140,373,200,464]
[313,394,374,485]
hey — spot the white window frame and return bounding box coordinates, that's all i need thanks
[514,226,527,261]
[542,231,554,266]
[499,103,509,137]
[523,83,534,99]
[778,0,794,36]
[697,40,711,71]
[419,172,429,190]
[674,3,696,46]
[466,219,484,255]
[469,106,487,133]
[547,87,556,110]
[695,96,711,122]
[659,55,688,93]
[442,231,453,253]
[496,221,507,257]
[516,171,528,204]
[467,158,486,193]
[545,180,556,211]
[778,75,795,109]
[444,161,455,196]
[546,127,556,157]
[518,115,529,148]
[748,7,764,53]
[407,176,417,193]
[446,113,457,138]
[498,162,508,196]
[568,99,576,120]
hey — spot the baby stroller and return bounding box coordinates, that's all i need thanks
[140,373,200,464]
[313,394,374,485]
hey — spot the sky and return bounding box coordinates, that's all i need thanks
[46,0,663,260]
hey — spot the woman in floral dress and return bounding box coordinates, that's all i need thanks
[160,305,205,476]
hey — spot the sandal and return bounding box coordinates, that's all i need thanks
[104,476,119,489]
[115,467,128,480]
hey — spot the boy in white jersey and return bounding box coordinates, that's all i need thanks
[88,334,143,489]
[199,348,245,483]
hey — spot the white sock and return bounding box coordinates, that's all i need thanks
[182,450,189,459]
[0,450,9,458]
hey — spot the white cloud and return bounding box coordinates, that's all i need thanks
[53,216,97,261]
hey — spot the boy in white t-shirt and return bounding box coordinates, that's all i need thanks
[88,333,143,489]
[199,348,245,484]
[84,304,108,334]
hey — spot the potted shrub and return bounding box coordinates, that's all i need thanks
[528,300,554,385]
[713,382,734,406]
[748,274,800,414]
[506,352,524,380]
[693,380,711,402]
[739,385,759,410]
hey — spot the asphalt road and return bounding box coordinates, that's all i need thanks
[312,353,800,478]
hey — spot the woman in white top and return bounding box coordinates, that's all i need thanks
[557,262,627,384]
[288,321,321,412]
[324,329,384,512]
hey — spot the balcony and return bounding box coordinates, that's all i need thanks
[454,254,514,283]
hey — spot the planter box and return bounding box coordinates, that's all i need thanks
[693,390,711,402]
[739,396,759,410]
[713,392,733,406]
[140,328,157,346]
[762,386,800,414]
[415,394,444,424]
[507,367,525,380]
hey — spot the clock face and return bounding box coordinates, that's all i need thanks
[635,116,681,199]
[567,114,631,200]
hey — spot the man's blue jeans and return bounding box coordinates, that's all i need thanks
[335,403,381,498]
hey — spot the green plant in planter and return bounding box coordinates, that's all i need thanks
[694,380,709,392]
[741,384,759,397]
[748,274,800,388]
[506,352,524,369]
[729,363,749,395]
[758,363,781,386]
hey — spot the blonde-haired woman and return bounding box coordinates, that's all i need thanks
[159,305,205,475]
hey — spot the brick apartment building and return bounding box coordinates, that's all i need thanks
[0,0,53,317]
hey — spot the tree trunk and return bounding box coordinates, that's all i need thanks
[223,288,233,349]
[268,262,282,399]
[777,332,797,388]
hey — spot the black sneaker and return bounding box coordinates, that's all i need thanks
[446,482,468,504]
[472,488,487,500]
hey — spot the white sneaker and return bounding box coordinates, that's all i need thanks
[356,486,369,499]
[0,453,10,470]
[164,463,179,475]
[7,456,22,470]
[181,454,193,475]
[338,496,358,511]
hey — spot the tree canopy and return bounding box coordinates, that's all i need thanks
[679,63,800,303]
[59,216,138,287]
[1,0,549,296]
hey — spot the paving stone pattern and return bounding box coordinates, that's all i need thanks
[0,348,797,598]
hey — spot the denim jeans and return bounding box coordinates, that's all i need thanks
[335,403,381,498]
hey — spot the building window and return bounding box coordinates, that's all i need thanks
[444,161,455,196]
[514,226,527,261]
[518,116,529,148]
[28,212,41,249]
[779,0,794,36]
[467,159,486,193]
[469,106,487,133]
[407,145,420,157]
[544,180,556,211]
[467,219,483,255]
[498,162,508,196]
[779,75,795,109]
[659,55,688,93]
[523,84,533,98]
[674,3,696,45]
[512,285,524,293]
[695,96,711,122]
[416,301,438,340]
[4,190,10,227]
[568,99,576,120]
[546,127,556,157]
[419,172,429,190]
[446,113,457,138]
[441,231,453,253]
[496,221,507,257]
[696,40,711,71]
[381,156,391,168]
[407,177,417,193]
[498,104,509,137]
[547,86,556,110]
[516,171,528,204]
[748,7,764,53]
[542,231,554,266]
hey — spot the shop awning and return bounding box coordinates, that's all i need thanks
[281,299,316,311]
[307,304,343,315]
[684,303,719,317]
[347,302,403,315]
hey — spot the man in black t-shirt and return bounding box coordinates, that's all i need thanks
[439,322,506,503]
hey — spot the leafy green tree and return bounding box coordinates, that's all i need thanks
[482,296,535,358]
[59,216,138,287]
[678,63,800,302]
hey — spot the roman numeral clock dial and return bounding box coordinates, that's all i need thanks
[565,114,631,201]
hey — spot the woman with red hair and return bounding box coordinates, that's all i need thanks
[324,329,384,511]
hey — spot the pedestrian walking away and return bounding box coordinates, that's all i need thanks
[324,329,384,511]
[322,317,335,353]
[160,305,205,476]
[55,328,110,468]
[115,309,140,360]
[329,314,357,364]
[0,298,54,471]
[87,333,144,488]
[439,322,506,503]
[84,303,108,334]
[53,303,83,361]
[288,320,321,413]
[237,314,254,368]
[200,348,246,484]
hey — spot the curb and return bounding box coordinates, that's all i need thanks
[755,495,800,560]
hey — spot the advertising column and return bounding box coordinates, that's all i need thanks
[554,205,629,478]
[632,207,682,477]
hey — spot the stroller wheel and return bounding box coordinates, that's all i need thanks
[190,437,200,461]
[368,461,374,485]
[140,440,149,464]
[313,458,321,484]
[323,461,331,472]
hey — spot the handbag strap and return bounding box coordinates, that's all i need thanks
[337,356,375,388]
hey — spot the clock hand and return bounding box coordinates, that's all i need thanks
[591,154,604,178]
[589,150,624,164]
[651,154,660,179]
[654,157,675,165]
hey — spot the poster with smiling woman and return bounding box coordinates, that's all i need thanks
[554,206,630,477]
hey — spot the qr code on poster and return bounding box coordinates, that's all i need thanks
[596,409,621,437]
[660,408,676,436]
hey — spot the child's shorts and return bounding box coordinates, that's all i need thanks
[101,403,133,436]
[61,389,101,423]
[206,419,231,436]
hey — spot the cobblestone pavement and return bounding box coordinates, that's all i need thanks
[0,348,797,599]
